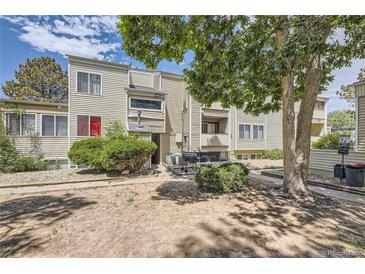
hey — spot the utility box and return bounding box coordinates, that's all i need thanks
[175,133,182,143]
[334,164,346,179]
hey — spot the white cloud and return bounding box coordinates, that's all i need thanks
[1,16,121,60]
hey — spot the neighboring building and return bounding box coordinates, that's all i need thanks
[355,80,365,152]
[1,55,328,167]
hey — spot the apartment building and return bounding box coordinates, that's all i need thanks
[355,80,365,152]
[1,55,328,166]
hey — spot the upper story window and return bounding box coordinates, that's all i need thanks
[130,98,162,111]
[77,115,101,137]
[315,101,325,111]
[253,125,264,139]
[239,124,251,139]
[202,122,219,134]
[5,113,35,136]
[77,71,101,95]
[42,115,68,136]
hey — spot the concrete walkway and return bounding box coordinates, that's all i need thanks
[250,173,365,204]
[0,175,191,196]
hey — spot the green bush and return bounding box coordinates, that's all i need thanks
[196,163,248,193]
[100,137,157,172]
[10,155,48,172]
[105,120,126,140]
[312,131,354,150]
[0,134,48,172]
[262,148,283,160]
[68,137,105,168]
[0,134,20,172]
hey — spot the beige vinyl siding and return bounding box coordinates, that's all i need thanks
[15,137,68,159]
[358,95,365,152]
[2,103,69,159]
[189,97,201,151]
[162,74,185,153]
[265,110,283,149]
[234,109,266,150]
[130,70,153,87]
[69,59,128,145]
[309,149,365,176]
[355,82,365,97]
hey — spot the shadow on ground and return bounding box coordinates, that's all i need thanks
[0,194,96,257]
[159,181,365,257]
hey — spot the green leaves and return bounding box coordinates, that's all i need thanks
[117,16,365,115]
[1,57,68,103]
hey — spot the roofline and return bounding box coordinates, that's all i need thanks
[0,99,68,108]
[317,95,329,101]
[66,54,130,70]
[352,80,365,86]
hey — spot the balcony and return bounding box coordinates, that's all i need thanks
[312,109,326,122]
[201,133,229,147]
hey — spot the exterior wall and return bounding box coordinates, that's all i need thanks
[68,57,129,146]
[1,102,68,160]
[309,149,365,176]
[189,97,201,151]
[355,83,365,152]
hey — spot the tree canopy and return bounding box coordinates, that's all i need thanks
[327,110,356,130]
[2,57,68,103]
[117,16,365,197]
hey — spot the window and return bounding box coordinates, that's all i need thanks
[202,122,219,134]
[239,124,250,139]
[77,72,101,95]
[130,98,162,110]
[5,113,35,136]
[315,101,325,110]
[253,125,264,139]
[77,115,102,136]
[236,154,249,160]
[250,154,262,160]
[42,115,68,136]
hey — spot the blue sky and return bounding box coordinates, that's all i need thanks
[0,15,363,112]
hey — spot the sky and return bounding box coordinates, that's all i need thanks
[0,15,363,112]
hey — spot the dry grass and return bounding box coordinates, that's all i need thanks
[0,178,364,258]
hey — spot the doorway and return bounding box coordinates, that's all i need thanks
[151,133,160,164]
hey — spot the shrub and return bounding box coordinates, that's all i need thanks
[312,131,354,150]
[100,137,157,172]
[196,163,248,193]
[105,120,126,140]
[10,155,48,172]
[68,137,105,168]
[262,148,283,160]
[0,134,19,172]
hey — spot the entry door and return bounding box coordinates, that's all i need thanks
[151,133,160,164]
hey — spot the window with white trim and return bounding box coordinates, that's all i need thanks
[130,98,162,110]
[253,125,264,139]
[238,124,250,139]
[77,72,101,95]
[5,113,35,136]
[42,115,68,136]
[236,154,249,160]
[250,154,262,160]
[77,115,102,137]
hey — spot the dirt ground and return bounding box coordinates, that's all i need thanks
[0,177,364,258]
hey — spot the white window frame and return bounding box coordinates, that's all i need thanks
[250,153,262,160]
[252,124,265,139]
[4,112,36,136]
[129,97,163,112]
[41,114,68,137]
[238,123,251,139]
[76,71,103,96]
[236,154,249,160]
[76,115,102,137]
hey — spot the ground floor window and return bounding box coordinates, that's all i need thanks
[236,153,262,160]
[46,159,69,169]
[236,154,249,160]
[5,113,36,135]
[77,115,102,136]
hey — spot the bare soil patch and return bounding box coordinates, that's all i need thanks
[0,177,364,258]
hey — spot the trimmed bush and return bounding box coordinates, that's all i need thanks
[196,162,248,193]
[312,131,354,150]
[10,155,49,172]
[262,148,283,160]
[68,137,105,168]
[100,137,157,172]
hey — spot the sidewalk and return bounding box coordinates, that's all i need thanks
[249,173,365,204]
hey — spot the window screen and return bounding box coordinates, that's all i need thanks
[77,115,89,136]
[131,98,162,110]
[239,124,250,139]
[42,115,55,136]
[77,72,89,93]
[56,116,68,136]
[253,125,264,139]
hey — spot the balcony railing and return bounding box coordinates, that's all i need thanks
[201,133,229,146]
